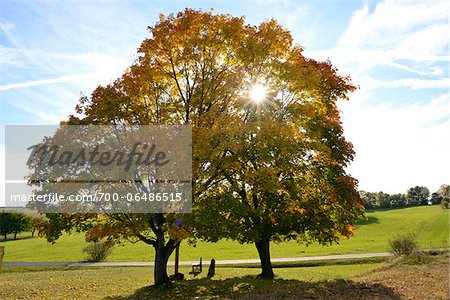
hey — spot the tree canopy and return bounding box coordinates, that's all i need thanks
[33,9,364,284]
[0,211,33,240]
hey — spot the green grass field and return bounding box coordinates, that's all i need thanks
[1,255,448,300]
[1,205,448,262]
[0,260,385,299]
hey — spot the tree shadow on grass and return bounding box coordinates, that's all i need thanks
[0,235,35,243]
[105,276,402,300]
[365,206,421,213]
[221,256,386,269]
[355,215,379,226]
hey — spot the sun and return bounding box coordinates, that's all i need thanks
[249,83,267,103]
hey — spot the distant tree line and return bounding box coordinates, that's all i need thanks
[0,211,44,240]
[360,184,450,209]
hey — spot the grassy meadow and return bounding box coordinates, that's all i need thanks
[0,259,386,299]
[0,205,448,262]
[1,255,448,299]
[1,205,448,300]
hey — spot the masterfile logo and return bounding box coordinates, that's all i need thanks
[4,125,192,213]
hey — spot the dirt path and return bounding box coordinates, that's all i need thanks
[3,252,391,267]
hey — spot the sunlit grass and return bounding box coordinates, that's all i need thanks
[0,205,448,262]
[0,260,385,299]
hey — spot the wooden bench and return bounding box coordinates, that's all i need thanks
[189,257,202,276]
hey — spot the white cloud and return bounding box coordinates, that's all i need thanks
[0,22,14,32]
[0,72,104,91]
[383,61,444,77]
[376,78,450,90]
[319,0,450,194]
[0,21,16,44]
[339,92,450,194]
[1,3,138,123]
[1,49,131,122]
[306,0,449,78]
[8,100,76,124]
[0,22,14,36]
[1,47,131,80]
[0,45,23,67]
[1,0,448,197]
[339,0,448,51]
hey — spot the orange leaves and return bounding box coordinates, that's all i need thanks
[343,224,358,239]
[228,162,242,170]
[86,222,121,242]
[348,224,357,232]
[57,9,364,251]
[286,200,306,215]
[269,214,278,226]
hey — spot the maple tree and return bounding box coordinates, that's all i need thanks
[189,32,364,278]
[32,9,364,285]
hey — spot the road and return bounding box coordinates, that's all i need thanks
[3,252,392,268]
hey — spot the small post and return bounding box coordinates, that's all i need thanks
[0,246,4,272]
[207,258,215,279]
[174,243,180,275]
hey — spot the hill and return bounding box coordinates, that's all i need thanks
[0,205,448,262]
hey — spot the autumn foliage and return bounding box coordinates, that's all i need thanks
[34,9,364,285]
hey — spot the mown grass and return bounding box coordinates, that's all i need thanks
[0,205,448,262]
[0,259,386,299]
[3,254,447,299]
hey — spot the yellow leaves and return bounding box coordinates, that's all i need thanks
[85,218,141,242]
[286,200,306,215]
[256,19,293,58]
[167,227,190,241]
[61,9,362,250]
[290,206,306,215]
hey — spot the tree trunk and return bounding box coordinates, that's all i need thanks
[14,232,17,240]
[255,239,274,279]
[153,239,177,286]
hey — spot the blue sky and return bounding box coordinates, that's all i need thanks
[1,0,449,201]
